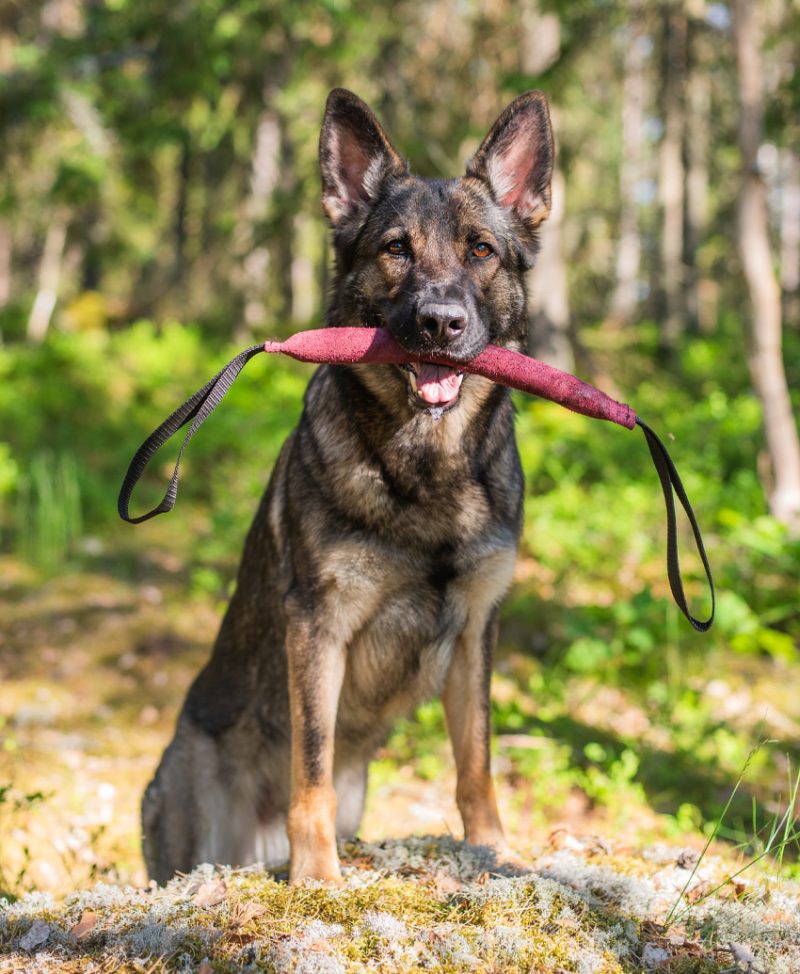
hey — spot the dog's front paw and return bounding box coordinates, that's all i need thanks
[289,850,343,887]
[467,835,533,877]
[489,846,533,878]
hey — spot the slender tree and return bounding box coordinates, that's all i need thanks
[684,0,710,331]
[732,0,800,534]
[529,168,573,372]
[26,213,68,342]
[658,1,688,348]
[608,6,647,327]
[780,148,800,309]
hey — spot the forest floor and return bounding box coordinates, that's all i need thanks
[1,552,799,972]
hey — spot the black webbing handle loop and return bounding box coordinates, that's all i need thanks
[636,417,715,632]
[118,344,264,524]
[117,346,715,632]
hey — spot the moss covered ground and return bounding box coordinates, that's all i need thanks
[2,834,799,972]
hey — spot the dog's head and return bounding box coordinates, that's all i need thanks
[320,88,553,415]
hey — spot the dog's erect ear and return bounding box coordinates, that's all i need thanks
[467,91,554,229]
[320,88,407,227]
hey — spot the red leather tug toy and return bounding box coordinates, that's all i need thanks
[119,326,714,632]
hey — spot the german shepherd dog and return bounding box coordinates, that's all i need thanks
[142,88,554,886]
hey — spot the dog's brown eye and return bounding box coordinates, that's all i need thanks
[385,239,408,257]
[471,242,494,259]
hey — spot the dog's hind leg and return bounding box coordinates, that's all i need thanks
[333,757,369,839]
[142,715,283,883]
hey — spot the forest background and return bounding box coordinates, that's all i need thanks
[0,0,799,908]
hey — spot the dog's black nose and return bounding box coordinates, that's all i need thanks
[416,301,467,344]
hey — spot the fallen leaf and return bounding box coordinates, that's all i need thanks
[194,879,227,908]
[346,856,375,870]
[686,880,714,903]
[676,849,699,869]
[430,871,461,898]
[230,901,266,926]
[70,911,98,940]
[198,960,214,974]
[726,878,749,900]
[547,828,610,855]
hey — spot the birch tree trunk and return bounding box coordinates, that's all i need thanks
[27,214,68,342]
[780,148,800,318]
[0,219,11,311]
[732,0,800,534]
[608,8,647,326]
[658,3,687,349]
[274,113,295,321]
[528,169,574,372]
[684,2,710,331]
[0,31,12,313]
[233,91,281,332]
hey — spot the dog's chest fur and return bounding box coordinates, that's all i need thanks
[263,363,523,734]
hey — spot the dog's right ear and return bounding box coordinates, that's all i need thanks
[320,89,407,227]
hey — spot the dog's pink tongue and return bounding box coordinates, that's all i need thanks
[416,364,462,404]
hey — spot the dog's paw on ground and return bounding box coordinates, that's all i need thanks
[1,834,798,973]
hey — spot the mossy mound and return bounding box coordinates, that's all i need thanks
[1,835,798,973]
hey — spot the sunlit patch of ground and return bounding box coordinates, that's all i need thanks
[1,552,799,972]
[0,557,214,893]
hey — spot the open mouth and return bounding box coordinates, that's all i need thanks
[400,362,465,412]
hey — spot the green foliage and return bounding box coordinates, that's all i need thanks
[0,323,306,566]
[15,451,82,572]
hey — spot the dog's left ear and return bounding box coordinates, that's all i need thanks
[320,88,407,227]
[467,91,554,230]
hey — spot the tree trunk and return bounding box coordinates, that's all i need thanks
[0,218,11,311]
[274,113,295,321]
[27,214,68,342]
[290,212,316,325]
[684,4,710,331]
[528,169,574,373]
[608,7,647,326]
[780,148,800,319]
[233,89,281,333]
[173,135,191,286]
[658,2,687,349]
[732,0,800,534]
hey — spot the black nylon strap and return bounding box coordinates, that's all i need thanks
[118,344,264,523]
[636,417,715,631]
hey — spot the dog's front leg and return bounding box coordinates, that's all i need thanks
[285,601,347,886]
[443,607,508,852]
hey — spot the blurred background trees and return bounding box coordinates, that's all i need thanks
[1,0,798,530]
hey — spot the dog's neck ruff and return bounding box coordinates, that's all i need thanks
[118,326,714,632]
